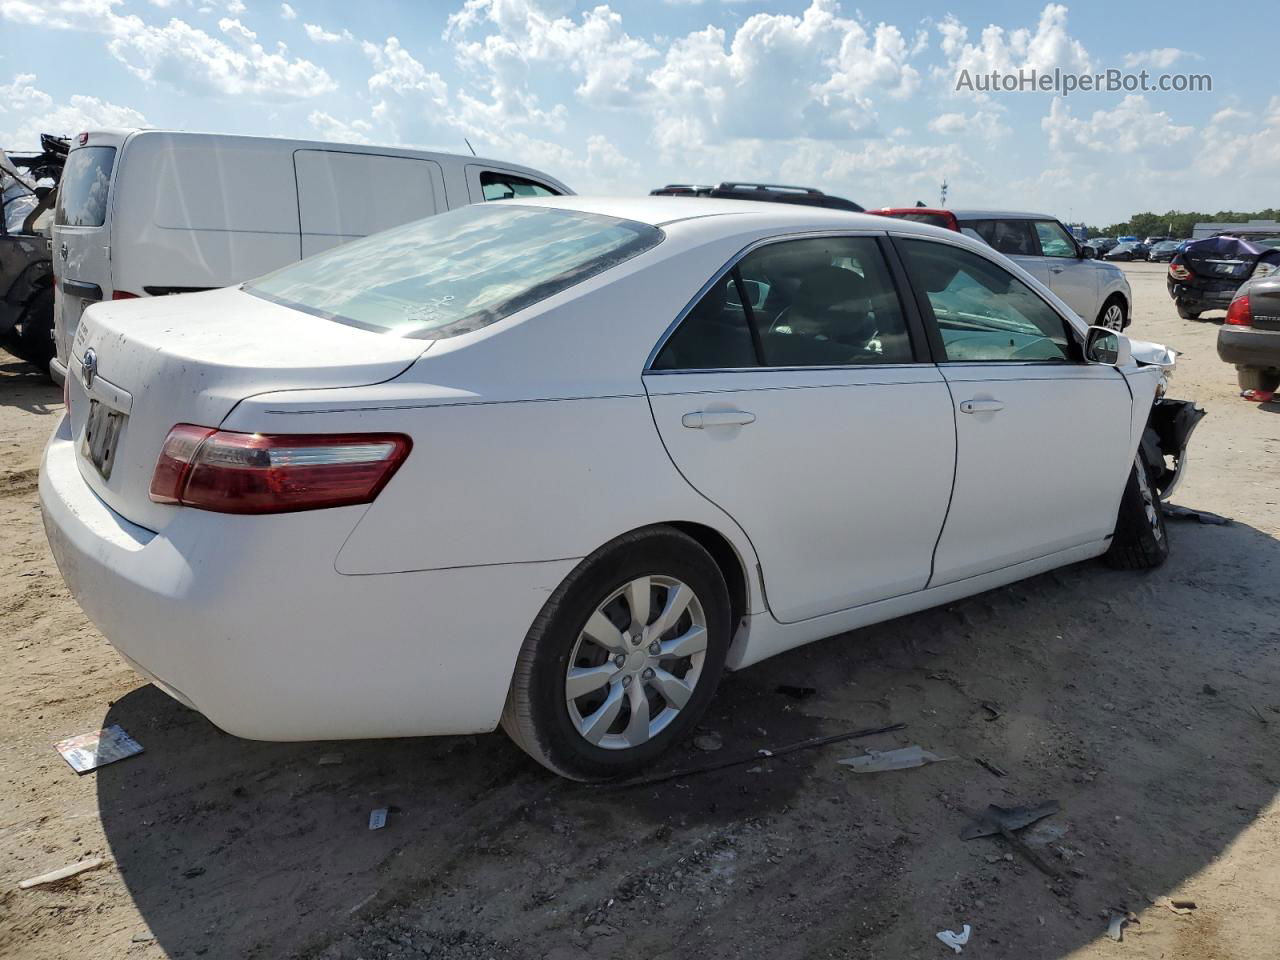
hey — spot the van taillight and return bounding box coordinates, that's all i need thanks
[111,290,139,301]
[149,425,411,514]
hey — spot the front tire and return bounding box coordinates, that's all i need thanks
[1104,453,1169,570]
[501,526,732,781]
[1176,303,1201,320]
[1097,296,1127,331]
[13,287,55,378]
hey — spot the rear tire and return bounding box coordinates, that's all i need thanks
[1237,367,1280,393]
[501,526,732,781]
[13,287,55,378]
[1104,453,1169,570]
[1175,303,1201,320]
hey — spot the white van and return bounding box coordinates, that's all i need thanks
[50,129,572,382]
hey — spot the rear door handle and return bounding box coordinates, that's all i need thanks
[681,409,756,429]
[959,399,1004,415]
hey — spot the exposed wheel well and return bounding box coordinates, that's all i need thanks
[664,521,750,630]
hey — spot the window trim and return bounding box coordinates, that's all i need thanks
[886,232,1087,366]
[643,230,933,374]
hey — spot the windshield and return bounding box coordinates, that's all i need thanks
[246,204,663,340]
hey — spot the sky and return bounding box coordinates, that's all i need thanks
[1,0,1276,225]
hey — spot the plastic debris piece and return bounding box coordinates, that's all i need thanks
[839,744,941,773]
[1154,896,1196,915]
[317,753,344,766]
[369,808,388,830]
[936,924,971,953]
[693,732,723,752]
[980,702,1002,721]
[975,757,1007,778]
[1164,504,1230,525]
[18,857,108,889]
[54,725,143,774]
[1107,911,1139,941]
[961,800,1061,840]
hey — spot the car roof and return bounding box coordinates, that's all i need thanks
[500,195,941,235]
[946,209,1055,221]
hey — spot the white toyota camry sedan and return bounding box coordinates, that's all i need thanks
[40,197,1203,780]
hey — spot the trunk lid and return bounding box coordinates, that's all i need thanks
[1247,278,1280,331]
[67,286,429,532]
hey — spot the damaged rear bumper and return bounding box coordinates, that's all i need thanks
[1140,398,1206,501]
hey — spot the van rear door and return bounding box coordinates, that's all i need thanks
[52,133,124,378]
[294,150,444,256]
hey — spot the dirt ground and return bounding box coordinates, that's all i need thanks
[1,262,1278,960]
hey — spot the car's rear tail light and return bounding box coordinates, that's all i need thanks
[149,425,411,514]
[1225,295,1252,327]
[111,290,139,300]
[1168,262,1191,281]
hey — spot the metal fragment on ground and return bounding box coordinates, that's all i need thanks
[838,744,942,773]
[54,725,143,774]
[960,800,1062,840]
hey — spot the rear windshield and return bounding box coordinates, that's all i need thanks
[246,204,663,339]
[56,146,116,227]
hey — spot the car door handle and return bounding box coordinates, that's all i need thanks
[959,399,1004,415]
[1050,266,1065,274]
[681,410,756,429]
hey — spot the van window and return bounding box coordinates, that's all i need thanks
[245,204,661,340]
[56,147,116,227]
[480,171,559,201]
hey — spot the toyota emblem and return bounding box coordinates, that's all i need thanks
[81,348,97,390]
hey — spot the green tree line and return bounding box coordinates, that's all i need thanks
[1084,209,1280,240]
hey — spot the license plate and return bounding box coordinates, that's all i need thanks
[83,399,126,480]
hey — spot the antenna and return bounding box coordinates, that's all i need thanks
[464,138,477,157]
[939,178,949,207]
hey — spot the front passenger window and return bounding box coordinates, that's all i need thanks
[900,239,1076,363]
[1034,220,1078,258]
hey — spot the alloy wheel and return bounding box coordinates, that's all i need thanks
[565,575,707,750]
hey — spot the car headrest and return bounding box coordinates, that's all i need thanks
[793,266,870,313]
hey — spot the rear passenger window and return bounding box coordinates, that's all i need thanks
[55,146,116,227]
[652,236,914,370]
[480,172,559,201]
[962,219,1037,257]
[900,239,1075,363]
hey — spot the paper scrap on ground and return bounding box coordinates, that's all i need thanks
[18,857,108,889]
[936,924,971,953]
[369,808,388,830]
[838,744,941,773]
[54,725,143,774]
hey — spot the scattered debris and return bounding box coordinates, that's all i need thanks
[1154,896,1197,915]
[775,684,817,700]
[1107,911,1139,941]
[1164,504,1231,525]
[984,853,1014,864]
[1202,683,1218,695]
[839,744,942,773]
[962,800,1063,877]
[961,801,1061,841]
[693,732,723,752]
[975,757,1008,778]
[369,808,388,830]
[54,725,143,774]
[317,753,344,766]
[604,722,907,789]
[18,857,108,889]
[130,932,156,944]
[1240,388,1275,403]
[182,866,205,879]
[936,924,971,953]
[979,701,1002,721]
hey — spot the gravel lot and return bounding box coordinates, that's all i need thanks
[2,262,1278,960]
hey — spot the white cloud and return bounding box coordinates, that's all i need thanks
[929,107,1010,139]
[280,2,296,19]
[1043,94,1193,154]
[0,1,336,100]
[936,3,1090,97]
[308,110,374,144]
[0,73,145,148]
[648,0,923,151]
[304,22,352,43]
[1123,47,1196,69]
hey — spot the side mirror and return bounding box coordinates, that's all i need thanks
[1079,245,1095,259]
[1084,326,1132,366]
